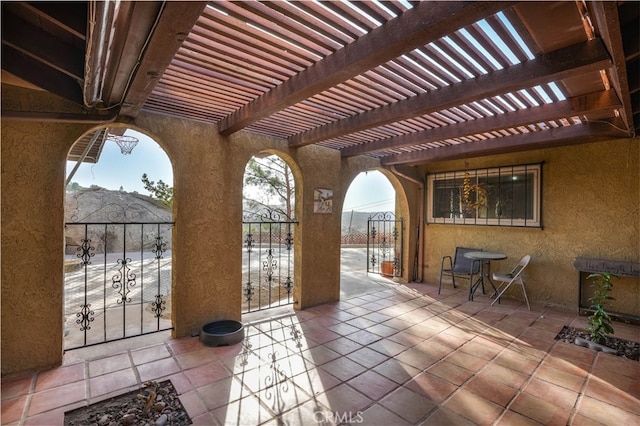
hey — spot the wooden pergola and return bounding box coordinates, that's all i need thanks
[2,1,638,164]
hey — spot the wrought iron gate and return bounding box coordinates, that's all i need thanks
[242,209,297,313]
[367,212,403,278]
[64,203,173,350]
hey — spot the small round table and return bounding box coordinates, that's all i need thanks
[463,251,507,301]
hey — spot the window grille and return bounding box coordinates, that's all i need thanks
[427,163,542,228]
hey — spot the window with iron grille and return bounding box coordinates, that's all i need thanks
[427,163,542,228]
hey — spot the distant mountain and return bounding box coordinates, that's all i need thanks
[341,210,396,233]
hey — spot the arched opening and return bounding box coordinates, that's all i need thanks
[341,170,398,298]
[241,152,298,313]
[63,127,174,350]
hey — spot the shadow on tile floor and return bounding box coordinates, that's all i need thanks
[2,274,639,425]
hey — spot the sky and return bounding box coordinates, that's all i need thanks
[66,129,395,212]
[343,171,395,212]
[66,129,173,194]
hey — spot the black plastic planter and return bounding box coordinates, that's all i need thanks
[199,320,245,347]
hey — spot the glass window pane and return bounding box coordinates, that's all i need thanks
[428,164,540,227]
[433,176,464,218]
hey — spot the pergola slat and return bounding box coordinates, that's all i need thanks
[218,1,515,135]
[289,39,611,148]
[341,90,620,157]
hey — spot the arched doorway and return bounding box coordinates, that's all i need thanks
[241,153,298,313]
[341,170,399,298]
[63,128,174,349]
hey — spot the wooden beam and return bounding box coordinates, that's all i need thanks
[119,2,207,118]
[622,17,640,61]
[629,59,639,94]
[588,1,635,136]
[2,11,84,80]
[291,39,612,148]
[380,122,626,166]
[21,2,87,40]
[341,90,621,157]
[1,45,83,105]
[101,1,164,106]
[218,1,516,135]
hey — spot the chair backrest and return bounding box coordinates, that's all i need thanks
[454,247,483,274]
[510,255,531,279]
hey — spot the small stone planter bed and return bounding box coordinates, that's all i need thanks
[555,326,640,361]
[64,380,191,426]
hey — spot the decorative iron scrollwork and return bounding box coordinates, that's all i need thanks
[244,281,254,302]
[370,211,395,221]
[243,208,296,223]
[367,211,403,277]
[263,249,277,284]
[112,258,136,304]
[76,303,95,331]
[151,294,166,318]
[284,232,293,251]
[283,276,293,294]
[261,209,283,222]
[65,221,174,350]
[369,225,377,240]
[381,237,389,259]
[77,239,95,265]
[244,232,254,253]
[242,209,297,314]
[153,236,167,259]
[393,257,400,274]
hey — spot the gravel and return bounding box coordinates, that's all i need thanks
[64,380,191,426]
[555,325,639,361]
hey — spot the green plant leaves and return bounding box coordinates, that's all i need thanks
[586,273,618,344]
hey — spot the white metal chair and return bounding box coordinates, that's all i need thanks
[491,255,531,310]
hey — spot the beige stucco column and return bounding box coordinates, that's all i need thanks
[135,112,391,329]
[134,113,245,337]
[136,112,407,329]
[2,87,93,374]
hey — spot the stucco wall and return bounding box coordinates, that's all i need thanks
[5,84,634,376]
[2,87,95,375]
[114,112,389,335]
[421,138,640,314]
[2,105,386,375]
[132,114,355,336]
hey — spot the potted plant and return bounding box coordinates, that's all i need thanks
[381,259,396,278]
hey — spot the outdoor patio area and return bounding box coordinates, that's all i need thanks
[2,278,639,425]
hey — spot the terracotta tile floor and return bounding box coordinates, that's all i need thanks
[2,281,639,425]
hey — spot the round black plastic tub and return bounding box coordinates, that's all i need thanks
[200,320,245,347]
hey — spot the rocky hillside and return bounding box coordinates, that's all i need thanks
[65,186,172,255]
[65,186,170,222]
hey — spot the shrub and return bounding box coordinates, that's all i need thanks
[586,272,617,344]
